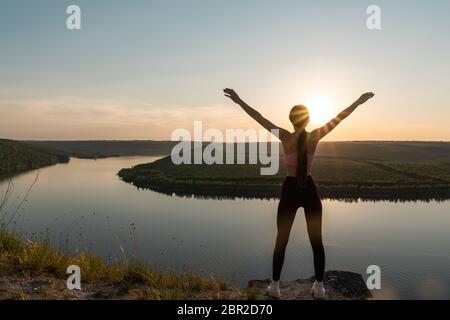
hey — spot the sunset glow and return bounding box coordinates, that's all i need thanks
[0,1,449,141]
[305,96,336,126]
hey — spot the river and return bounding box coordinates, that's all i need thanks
[1,157,449,299]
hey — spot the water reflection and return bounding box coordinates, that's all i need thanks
[128,184,450,203]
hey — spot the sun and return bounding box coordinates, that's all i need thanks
[305,96,336,126]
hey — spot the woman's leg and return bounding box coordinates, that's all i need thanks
[304,196,325,282]
[272,186,298,281]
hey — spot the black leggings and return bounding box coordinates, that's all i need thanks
[272,176,325,282]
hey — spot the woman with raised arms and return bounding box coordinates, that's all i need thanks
[224,88,374,299]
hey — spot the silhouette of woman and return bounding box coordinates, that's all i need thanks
[224,88,374,299]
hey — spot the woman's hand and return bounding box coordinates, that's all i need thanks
[224,88,242,104]
[356,92,375,105]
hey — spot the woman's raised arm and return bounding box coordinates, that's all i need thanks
[311,92,375,141]
[224,88,291,141]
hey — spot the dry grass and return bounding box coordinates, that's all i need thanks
[0,230,242,300]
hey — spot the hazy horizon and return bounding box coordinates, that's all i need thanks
[1,1,450,141]
[15,139,450,143]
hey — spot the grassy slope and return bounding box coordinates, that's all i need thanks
[0,139,69,177]
[0,230,368,300]
[119,142,450,201]
[0,230,241,300]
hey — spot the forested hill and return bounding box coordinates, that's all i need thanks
[25,140,177,159]
[118,141,450,201]
[315,141,450,162]
[25,140,450,162]
[0,139,69,177]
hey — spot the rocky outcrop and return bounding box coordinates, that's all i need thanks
[248,270,372,300]
[0,270,371,300]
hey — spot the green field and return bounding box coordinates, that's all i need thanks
[119,142,450,201]
[0,139,69,178]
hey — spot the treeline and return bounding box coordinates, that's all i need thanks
[25,140,177,159]
[118,146,450,201]
[119,170,450,202]
[24,141,450,162]
[0,139,69,178]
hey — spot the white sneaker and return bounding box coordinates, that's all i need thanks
[266,281,281,299]
[311,281,326,299]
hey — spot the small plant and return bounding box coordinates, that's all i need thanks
[246,287,260,300]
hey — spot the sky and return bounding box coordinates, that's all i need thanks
[0,0,449,141]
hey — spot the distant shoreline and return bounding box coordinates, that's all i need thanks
[117,141,450,202]
[119,173,450,202]
[23,140,450,161]
[3,140,450,201]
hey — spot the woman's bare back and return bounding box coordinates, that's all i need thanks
[281,131,319,177]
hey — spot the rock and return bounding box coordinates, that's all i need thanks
[92,289,114,299]
[248,270,372,300]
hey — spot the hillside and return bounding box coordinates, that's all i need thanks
[25,140,450,161]
[118,141,450,201]
[0,139,69,178]
[25,140,177,159]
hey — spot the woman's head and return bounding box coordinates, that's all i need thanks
[289,105,309,130]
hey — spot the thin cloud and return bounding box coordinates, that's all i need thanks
[0,96,249,140]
